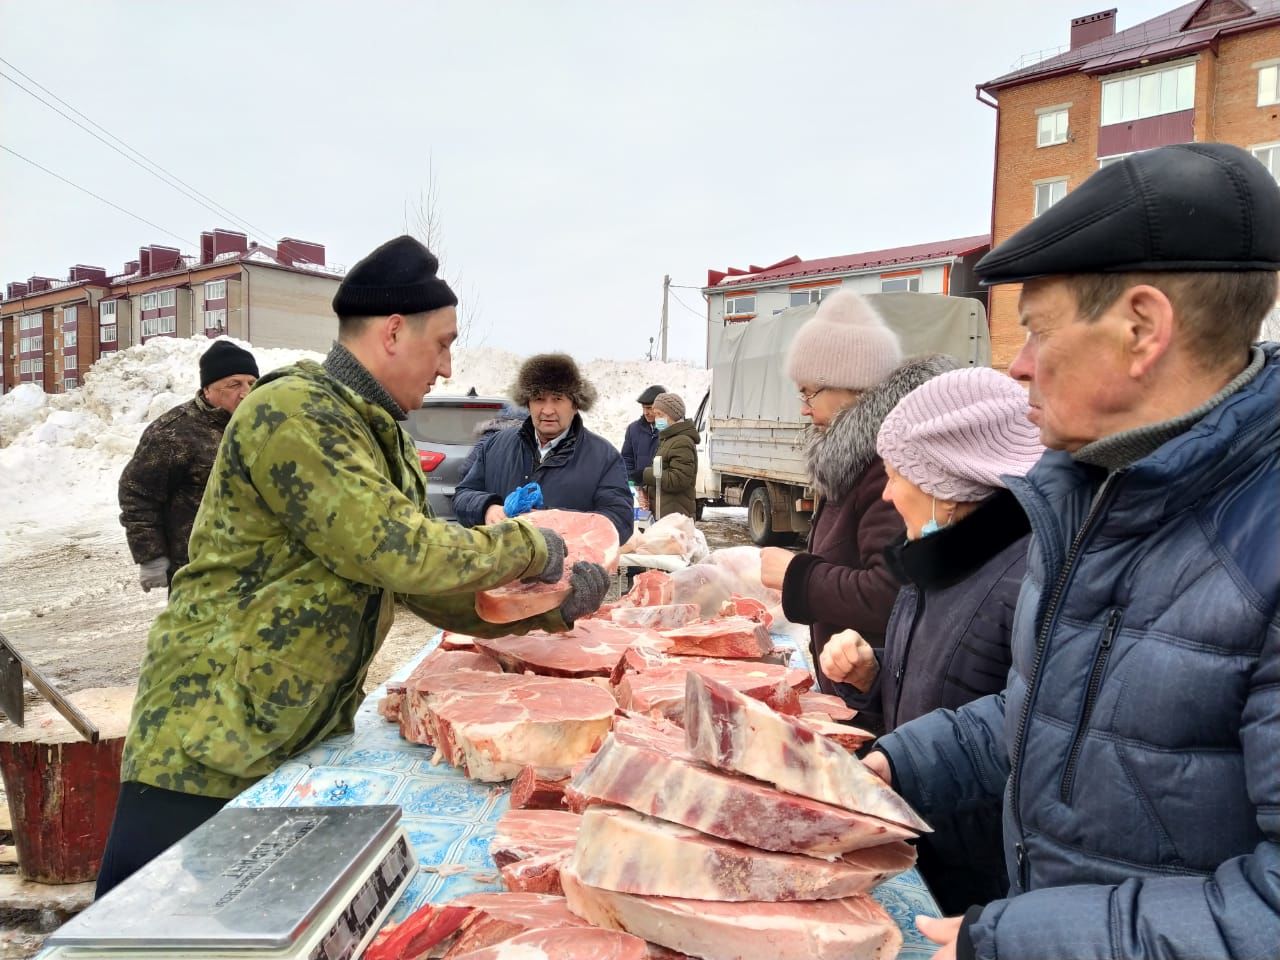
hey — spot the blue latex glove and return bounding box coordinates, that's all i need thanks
[503,482,544,517]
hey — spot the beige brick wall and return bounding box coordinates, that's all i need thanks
[242,265,340,354]
[986,27,1280,369]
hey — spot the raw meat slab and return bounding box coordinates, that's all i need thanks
[657,617,774,659]
[683,673,930,832]
[411,673,616,780]
[474,620,661,679]
[566,716,917,856]
[510,766,570,810]
[366,892,588,960]
[492,809,580,894]
[797,691,857,722]
[476,510,620,624]
[570,805,916,901]
[452,926,651,960]
[718,595,773,627]
[610,603,699,630]
[397,649,504,743]
[622,570,675,607]
[613,657,810,722]
[561,865,902,960]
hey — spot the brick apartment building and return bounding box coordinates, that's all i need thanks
[978,0,1280,367]
[0,228,343,394]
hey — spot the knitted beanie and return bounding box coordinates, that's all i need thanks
[785,290,903,391]
[332,235,458,317]
[199,339,259,387]
[876,367,1045,502]
[652,392,685,421]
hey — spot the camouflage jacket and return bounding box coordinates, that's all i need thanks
[118,392,229,569]
[121,360,563,798]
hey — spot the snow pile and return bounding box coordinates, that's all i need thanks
[0,336,709,559]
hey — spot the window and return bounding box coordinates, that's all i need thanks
[1259,64,1280,107]
[1034,178,1068,217]
[141,292,158,311]
[19,335,43,352]
[64,329,77,347]
[141,316,176,337]
[64,353,76,370]
[724,295,756,316]
[1037,108,1069,147]
[63,378,78,391]
[1101,62,1195,126]
[19,360,30,374]
[63,305,77,327]
[1254,144,1280,185]
[205,280,226,301]
[204,308,227,330]
[33,358,42,373]
[788,287,836,308]
[157,289,175,308]
[19,312,41,331]
[100,324,117,343]
[100,300,117,321]
[100,348,116,359]
[880,275,921,293]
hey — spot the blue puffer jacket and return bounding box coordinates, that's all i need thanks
[621,417,659,485]
[879,344,1280,960]
[453,414,634,545]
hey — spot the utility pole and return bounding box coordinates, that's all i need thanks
[660,274,670,362]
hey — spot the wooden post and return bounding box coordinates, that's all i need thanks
[0,687,133,884]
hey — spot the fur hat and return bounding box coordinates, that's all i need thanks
[652,392,685,421]
[512,353,597,412]
[785,290,903,391]
[876,367,1045,501]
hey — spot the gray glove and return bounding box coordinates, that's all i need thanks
[559,561,611,624]
[139,557,169,592]
[528,528,566,584]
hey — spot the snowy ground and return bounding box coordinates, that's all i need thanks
[0,336,718,699]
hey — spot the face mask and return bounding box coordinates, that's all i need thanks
[919,497,948,538]
[654,418,669,431]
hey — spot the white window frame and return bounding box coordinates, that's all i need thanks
[157,289,175,309]
[19,359,31,374]
[1037,106,1070,147]
[788,286,837,308]
[100,300,117,320]
[1034,178,1069,217]
[20,312,41,331]
[62,305,77,327]
[880,275,922,293]
[63,378,78,391]
[64,353,77,370]
[141,292,158,311]
[204,308,227,330]
[1252,142,1280,185]
[100,324,117,343]
[204,279,226,301]
[1101,61,1196,126]
[1258,62,1280,107]
[33,358,43,373]
[64,329,77,348]
[724,294,756,317]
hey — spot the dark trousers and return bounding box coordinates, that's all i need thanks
[95,781,227,899]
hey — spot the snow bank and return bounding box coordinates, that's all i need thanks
[0,336,709,559]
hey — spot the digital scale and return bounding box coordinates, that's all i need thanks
[44,806,415,960]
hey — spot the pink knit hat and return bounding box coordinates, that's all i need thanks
[785,290,903,391]
[876,367,1045,501]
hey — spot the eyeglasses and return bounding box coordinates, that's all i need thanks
[798,387,827,405]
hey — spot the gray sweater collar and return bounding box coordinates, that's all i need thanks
[322,342,407,422]
[1074,346,1266,471]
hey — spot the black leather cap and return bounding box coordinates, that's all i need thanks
[976,143,1280,286]
[636,384,667,404]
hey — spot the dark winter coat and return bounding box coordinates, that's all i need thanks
[878,344,1280,960]
[118,391,229,575]
[458,403,526,480]
[453,414,634,544]
[870,488,1030,915]
[621,417,659,485]
[642,419,699,519]
[780,355,957,732]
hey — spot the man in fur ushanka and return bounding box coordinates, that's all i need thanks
[759,290,955,733]
[454,352,634,544]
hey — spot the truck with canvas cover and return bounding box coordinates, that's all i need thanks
[693,292,991,544]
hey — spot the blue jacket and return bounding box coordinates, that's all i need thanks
[879,344,1280,960]
[454,414,634,545]
[621,417,659,485]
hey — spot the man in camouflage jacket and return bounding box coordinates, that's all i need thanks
[118,340,259,589]
[96,236,611,898]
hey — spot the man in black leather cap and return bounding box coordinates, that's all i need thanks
[864,143,1280,960]
[621,384,667,505]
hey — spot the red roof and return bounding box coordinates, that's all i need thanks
[705,234,991,290]
[982,0,1280,92]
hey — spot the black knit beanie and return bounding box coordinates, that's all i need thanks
[331,235,459,317]
[200,340,259,387]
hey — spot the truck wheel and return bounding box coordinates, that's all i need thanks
[695,499,706,521]
[747,486,785,546]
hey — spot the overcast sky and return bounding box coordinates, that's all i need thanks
[1,0,1177,364]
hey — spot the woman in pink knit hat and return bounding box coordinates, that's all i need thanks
[820,365,1044,915]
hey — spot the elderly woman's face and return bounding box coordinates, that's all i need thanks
[882,462,941,540]
[797,384,862,429]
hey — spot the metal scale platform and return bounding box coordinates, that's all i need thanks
[44,806,415,960]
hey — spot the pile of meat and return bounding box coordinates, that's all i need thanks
[369,671,928,960]
[380,557,852,784]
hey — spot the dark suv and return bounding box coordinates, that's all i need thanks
[403,395,509,520]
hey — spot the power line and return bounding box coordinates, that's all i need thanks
[669,289,706,320]
[0,143,195,248]
[0,56,276,245]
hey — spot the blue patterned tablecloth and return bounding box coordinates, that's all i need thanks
[229,632,942,958]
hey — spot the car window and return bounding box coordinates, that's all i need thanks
[404,405,503,445]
